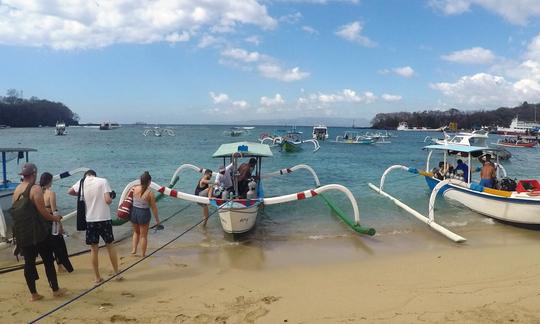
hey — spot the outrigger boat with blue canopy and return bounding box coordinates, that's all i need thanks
[0,148,89,249]
[369,144,540,243]
[119,142,374,235]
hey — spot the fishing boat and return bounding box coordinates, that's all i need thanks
[118,142,374,235]
[143,126,176,137]
[494,135,538,148]
[366,131,392,144]
[425,130,512,159]
[260,127,320,152]
[397,122,444,132]
[0,148,88,248]
[55,121,67,136]
[312,124,329,141]
[369,144,540,243]
[335,131,375,144]
[99,121,120,130]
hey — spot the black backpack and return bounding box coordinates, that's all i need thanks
[10,184,50,247]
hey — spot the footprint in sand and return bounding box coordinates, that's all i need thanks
[121,292,135,298]
[214,315,228,324]
[100,302,113,307]
[244,307,269,323]
[193,313,213,323]
[110,314,136,322]
[174,314,191,323]
[261,296,281,304]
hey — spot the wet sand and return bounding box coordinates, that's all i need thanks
[1,224,540,323]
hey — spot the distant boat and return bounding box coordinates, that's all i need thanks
[55,121,67,136]
[494,135,538,148]
[496,116,540,135]
[0,125,10,129]
[99,121,120,130]
[312,124,329,141]
[397,122,443,132]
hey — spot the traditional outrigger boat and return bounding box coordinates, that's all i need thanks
[260,128,320,152]
[369,144,540,242]
[143,126,176,137]
[335,131,375,144]
[0,148,88,249]
[494,135,538,148]
[118,142,374,235]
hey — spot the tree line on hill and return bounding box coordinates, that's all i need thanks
[371,102,540,129]
[0,89,79,127]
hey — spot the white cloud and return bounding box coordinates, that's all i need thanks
[260,94,285,106]
[393,66,415,78]
[441,47,495,64]
[233,100,248,108]
[300,89,377,104]
[301,25,318,34]
[433,33,540,108]
[197,34,225,48]
[335,21,376,47]
[221,48,261,62]
[381,94,403,102]
[209,92,230,104]
[245,35,261,46]
[429,0,540,25]
[258,63,310,82]
[431,73,540,106]
[0,0,277,49]
[279,12,303,24]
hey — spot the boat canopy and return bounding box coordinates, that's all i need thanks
[0,148,37,153]
[212,142,273,158]
[1,148,36,187]
[423,144,489,153]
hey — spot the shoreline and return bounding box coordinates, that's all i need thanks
[1,225,540,323]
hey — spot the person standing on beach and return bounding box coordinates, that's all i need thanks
[68,170,120,284]
[194,169,213,226]
[11,163,66,301]
[130,171,160,257]
[40,172,73,273]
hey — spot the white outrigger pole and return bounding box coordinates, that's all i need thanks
[368,165,466,243]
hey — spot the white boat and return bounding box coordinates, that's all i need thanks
[397,122,444,132]
[119,142,374,235]
[335,131,375,144]
[99,121,120,130]
[55,121,67,136]
[369,144,540,243]
[143,126,176,137]
[425,130,512,160]
[496,117,540,135]
[312,124,329,141]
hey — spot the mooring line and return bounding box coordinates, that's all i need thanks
[0,204,192,275]
[28,205,221,324]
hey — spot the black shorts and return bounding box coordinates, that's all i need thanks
[86,220,114,245]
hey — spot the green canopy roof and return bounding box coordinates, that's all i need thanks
[212,142,273,158]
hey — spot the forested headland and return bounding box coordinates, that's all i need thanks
[0,89,79,127]
[371,102,540,129]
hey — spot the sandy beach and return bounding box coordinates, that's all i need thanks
[1,226,540,324]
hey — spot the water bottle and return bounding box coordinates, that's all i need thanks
[52,221,60,235]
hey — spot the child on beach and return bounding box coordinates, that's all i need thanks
[130,171,160,257]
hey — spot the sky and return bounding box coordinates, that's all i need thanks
[1,0,540,124]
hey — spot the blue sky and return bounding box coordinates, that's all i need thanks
[1,0,540,124]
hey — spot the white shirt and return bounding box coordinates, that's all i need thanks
[215,163,233,188]
[71,176,112,222]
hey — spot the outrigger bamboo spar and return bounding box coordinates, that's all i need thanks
[118,142,374,235]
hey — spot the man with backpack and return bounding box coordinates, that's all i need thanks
[11,163,66,301]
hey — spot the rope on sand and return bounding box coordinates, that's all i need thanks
[28,204,221,323]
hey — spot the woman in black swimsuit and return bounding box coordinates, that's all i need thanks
[194,169,213,226]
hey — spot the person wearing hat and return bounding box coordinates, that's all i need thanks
[11,163,66,301]
[213,163,234,198]
[479,154,497,188]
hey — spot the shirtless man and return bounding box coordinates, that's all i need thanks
[479,154,497,188]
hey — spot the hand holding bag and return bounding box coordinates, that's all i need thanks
[117,189,134,220]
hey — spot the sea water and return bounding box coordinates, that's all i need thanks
[1,126,540,267]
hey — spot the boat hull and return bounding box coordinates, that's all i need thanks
[0,188,15,240]
[218,202,259,233]
[281,140,302,152]
[425,176,540,224]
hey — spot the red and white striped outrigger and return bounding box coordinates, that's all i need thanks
[118,142,374,235]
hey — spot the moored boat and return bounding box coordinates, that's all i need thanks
[369,144,540,242]
[55,121,67,135]
[494,135,538,148]
[312,124,329,141]
[335,131,375,144]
